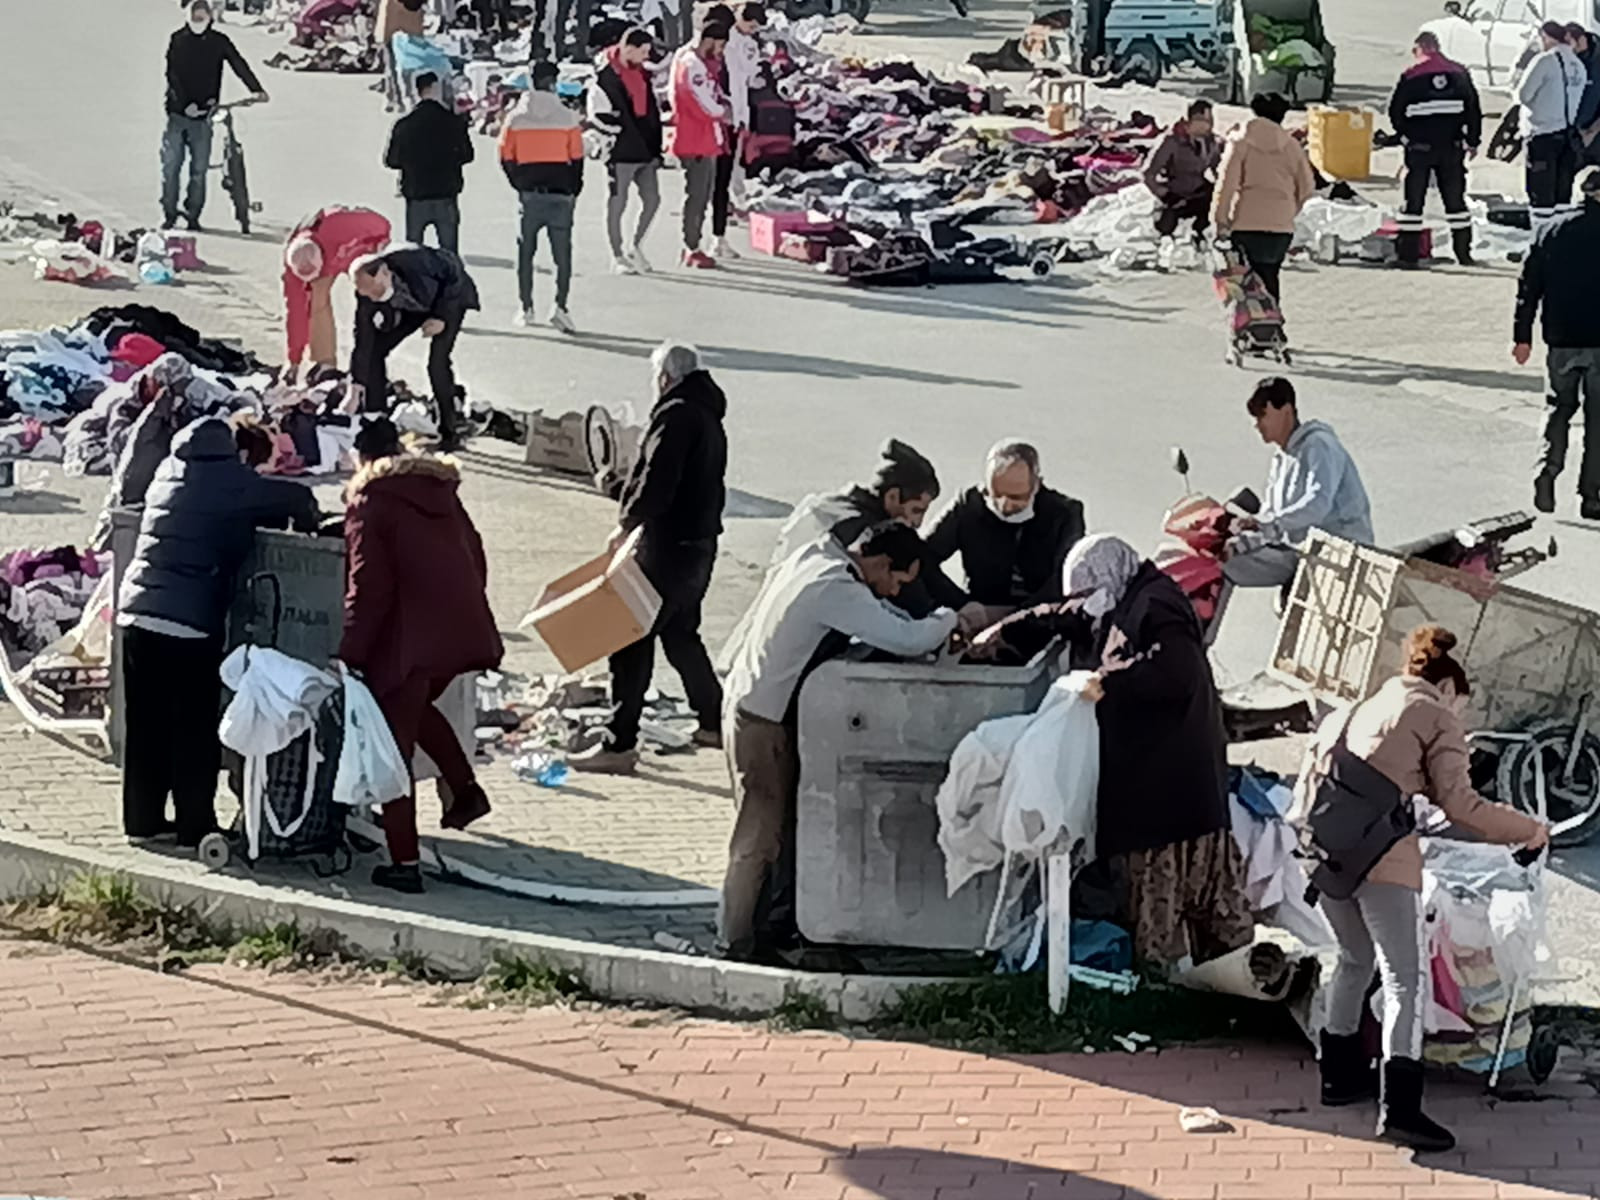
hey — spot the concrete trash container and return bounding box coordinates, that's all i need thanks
[795,646,1057,950]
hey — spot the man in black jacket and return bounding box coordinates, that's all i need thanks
[589,29,666,274]
[922,439,1087,623]
[573,341,728,774]
[349,245,482,451]
[162,0,268,231]
[1515,169,1600,519]
[116,418,318,846]
[383,72,475,253]
[1389,31,1483,266]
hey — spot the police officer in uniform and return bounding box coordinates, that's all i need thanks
[1389,31,1483,266]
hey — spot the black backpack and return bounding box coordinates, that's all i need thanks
[1301,709,1415,902]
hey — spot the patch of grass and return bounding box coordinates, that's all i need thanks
[770,989,837,1033]
[230,922,312,967]
[873,972,1282,1055]
[2,871,228,971]
[382,949,441,982]
[478,951,589,1007]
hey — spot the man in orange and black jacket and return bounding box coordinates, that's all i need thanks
[498,60,585,333]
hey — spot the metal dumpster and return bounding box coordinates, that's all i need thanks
[108,511,472,773]
[795,646,1057,950]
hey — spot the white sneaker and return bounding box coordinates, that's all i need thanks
[712,236,741,260]
[1156,236,1176,273]
[549,308,577,335]
[513,306,534,327]
[630,245,654,274]
[611,255,637,275]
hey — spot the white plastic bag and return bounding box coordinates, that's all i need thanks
[996,672,1100,860]
[332,663,412,808]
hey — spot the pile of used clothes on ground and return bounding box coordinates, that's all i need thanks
[0,208,204,288]
[739,19,1164,285]
[0,546,113,722]
[267,0,382,72]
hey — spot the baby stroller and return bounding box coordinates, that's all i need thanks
[1212,241,1291,368]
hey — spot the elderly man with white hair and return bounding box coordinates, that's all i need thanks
[281,206,391,381]
[921,438,1088,624]
[572,341,729,774]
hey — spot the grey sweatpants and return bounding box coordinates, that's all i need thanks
[1323,881,1428,1061]
[1222,542,1300,588]
[681,156,716,252]
[607,161,661,257]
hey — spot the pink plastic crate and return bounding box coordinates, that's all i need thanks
[749,210,833,255]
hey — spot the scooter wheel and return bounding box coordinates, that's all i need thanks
[1497,720,1600,847]
[1030,254,1055,279]
[198,832,231,871]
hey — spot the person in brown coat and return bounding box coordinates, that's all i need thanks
[1295,625,1548,1155]
[375,0,427,110]
[338,417,504,893]
[1212,92,1317,304]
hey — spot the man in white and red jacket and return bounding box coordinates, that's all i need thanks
[669,21,731,269]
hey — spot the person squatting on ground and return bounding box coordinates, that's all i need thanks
[718,522,964,962]
[162,0,268,232]
[670,22,732,268]
[499,59,584,334]
[384,71,475,253]
[349,245,481,452]
[1518,21,1589,230]
[572,342,728,775]
[1516,168,1600,519]
[1225,377,1373,589]
[1388,31,1482,267]
[338,417,503,894]
[1143,99,1221,265]
[117,418,319,847]
[282,206,392,381]
[1212,92,1315,305]
[922,439,1087,628]
[1297,625,1548,1154]
[590,28,665,275]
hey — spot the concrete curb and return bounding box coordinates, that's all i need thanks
[0,831,958,1022]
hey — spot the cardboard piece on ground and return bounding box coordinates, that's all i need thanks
[524,408,591,475]
[520,529,661,673]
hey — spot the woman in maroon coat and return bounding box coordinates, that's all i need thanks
[340,418,503,893]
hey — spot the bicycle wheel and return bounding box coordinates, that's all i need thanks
[1496,720,1600,848]
[225,144,251,235]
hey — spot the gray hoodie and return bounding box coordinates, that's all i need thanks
[1255,419,1374,548]
[1519,43,1588,137]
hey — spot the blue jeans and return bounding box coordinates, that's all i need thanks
[160,114,213,224]
[517,192,575,310]
[405,197,460,253]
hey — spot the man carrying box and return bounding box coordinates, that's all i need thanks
[716,523,964,963]
[571,341,728,774]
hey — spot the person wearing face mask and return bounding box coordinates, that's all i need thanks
[921,439,1087,625]
[1226,377,1373,589]
[1294,625,1548,1154]
[347,246,481,453]
[162,0,269,232]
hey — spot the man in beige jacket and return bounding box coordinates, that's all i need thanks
[1212,92,1317,302]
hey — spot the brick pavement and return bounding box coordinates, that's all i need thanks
[2,934,1596,1200]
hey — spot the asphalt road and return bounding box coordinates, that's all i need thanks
[2,0,1596,997]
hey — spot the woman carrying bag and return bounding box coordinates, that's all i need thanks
[1295,625,1548,1153]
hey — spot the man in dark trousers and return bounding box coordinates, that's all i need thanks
[349,246,481,452]
[590,28,665,274]
[1389,30,1482,267]
[572,341,727,775]
[1515,169,1600,519]
[383,71,475,252]
[162,0,268,231]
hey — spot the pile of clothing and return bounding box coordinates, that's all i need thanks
[742,24,1164,284]
[267,0,382,72]
[0,546,111,658]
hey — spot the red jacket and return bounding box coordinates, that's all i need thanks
[668,45,729,159]
[338,453,502,695]
[282,205,391,365]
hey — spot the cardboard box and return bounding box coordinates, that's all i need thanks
[750,210,835,255]
[524,409,591,475]
[520,530,661,673]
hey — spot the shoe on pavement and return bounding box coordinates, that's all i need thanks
[1378,1058,1455,1154]
[440,781,493,831]
[1155,235,1175,272]
[611,255,638,275]
[183,216,202,233]
[514,306,535,327]
[692,727,723,750]
[549,307,577,335]
[1582,498,1600,521]
[372,863,425,894]
[568,742,640,775]
[630,244,654,273]
[712,236,741,260]
[682,249,718,270]
[1535,474,1557,514]
[160,214,179,231]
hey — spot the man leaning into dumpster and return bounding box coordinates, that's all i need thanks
[716,521,971,964]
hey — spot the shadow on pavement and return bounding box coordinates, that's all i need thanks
[1290,349,1546,394]
[0,491,83,515]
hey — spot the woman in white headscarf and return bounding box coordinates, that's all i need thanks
[974,534,1251,969]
